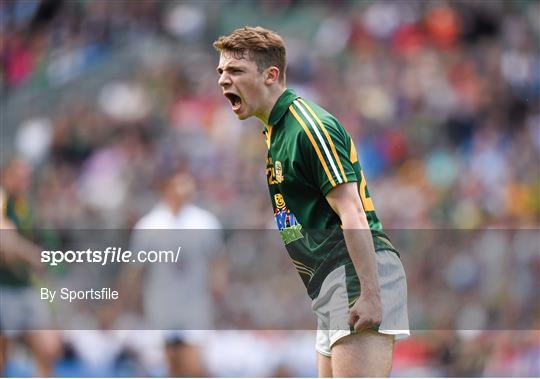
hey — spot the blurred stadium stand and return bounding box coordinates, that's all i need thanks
[1,0,539,377]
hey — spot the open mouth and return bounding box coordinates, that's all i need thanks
[224,93,242,111]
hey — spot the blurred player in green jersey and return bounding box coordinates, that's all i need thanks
[214,27,409,377]
[0,158,61,376]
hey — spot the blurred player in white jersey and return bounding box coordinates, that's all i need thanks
[121,161,223,377]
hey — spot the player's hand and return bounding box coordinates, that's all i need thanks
[347,293,382,332]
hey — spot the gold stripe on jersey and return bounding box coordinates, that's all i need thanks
[292,259,315,276]
[295,267,314,279]
[293,100,343,184]
[350,141,358,163]
[292,261,314,278]
[359,170,375,212]
[265,124,273,149]
[298,98,348,183]
[349,296,359,307]
[289,105,336,187]
[376,235,394,249]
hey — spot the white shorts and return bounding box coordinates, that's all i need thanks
[313,250,410,356]
[0,286,53,336]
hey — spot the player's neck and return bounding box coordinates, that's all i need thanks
[255,85,286,125]
[164,197,185,215]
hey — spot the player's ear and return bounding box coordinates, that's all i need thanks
[265,66,280,85]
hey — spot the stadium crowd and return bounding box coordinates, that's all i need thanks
[1,0,539,377]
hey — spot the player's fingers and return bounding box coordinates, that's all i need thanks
[365,315,380,328]
[354,317,369,332]
[348,310,358,326]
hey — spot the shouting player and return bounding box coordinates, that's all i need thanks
[214,27,409,377]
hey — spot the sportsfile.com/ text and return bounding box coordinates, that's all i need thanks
[40,247,182,266]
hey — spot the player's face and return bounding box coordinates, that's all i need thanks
[5,159,31,194]
[217,52,266,120]
[165,173,195,203]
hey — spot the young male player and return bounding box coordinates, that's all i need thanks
[214,27,409,377]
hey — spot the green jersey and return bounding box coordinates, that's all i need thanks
[265,89,398,299]
[0,188,33,287]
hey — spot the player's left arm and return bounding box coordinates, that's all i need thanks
[325,183,382,332]
[292,103,382,330]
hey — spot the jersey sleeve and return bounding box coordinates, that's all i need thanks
[291,101,358,195]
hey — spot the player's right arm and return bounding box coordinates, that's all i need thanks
[116,223,147,311]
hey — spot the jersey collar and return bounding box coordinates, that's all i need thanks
[268,88,298,127]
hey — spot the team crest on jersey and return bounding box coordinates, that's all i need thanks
[274,161,284,183]
[273,193,303,244]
